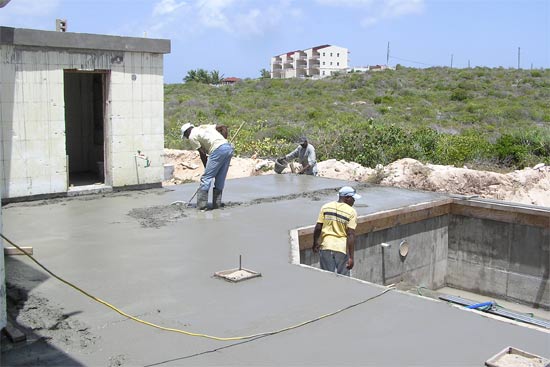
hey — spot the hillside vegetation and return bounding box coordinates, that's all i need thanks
[164,67,550,170]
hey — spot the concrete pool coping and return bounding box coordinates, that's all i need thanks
[2,175,549,366]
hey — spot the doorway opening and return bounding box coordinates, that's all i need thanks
[64,70,108,188]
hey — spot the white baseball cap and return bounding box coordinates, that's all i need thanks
[338,186,361,200]
[180,123,194,138]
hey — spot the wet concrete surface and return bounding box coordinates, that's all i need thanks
[1,175,548,366]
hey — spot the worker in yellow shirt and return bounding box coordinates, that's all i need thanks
[313,186,360,275]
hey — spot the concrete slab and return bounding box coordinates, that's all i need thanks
[1,175,548,366]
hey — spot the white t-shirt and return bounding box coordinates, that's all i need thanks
[188,125,228,155]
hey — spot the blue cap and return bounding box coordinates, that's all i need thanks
[338,186,361,200]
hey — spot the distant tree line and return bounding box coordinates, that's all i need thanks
[184,68,271,84]
[183,69,224,84]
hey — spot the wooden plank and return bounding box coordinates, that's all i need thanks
[356,203,451,234]
[298,201,452,250]
[3,322,27,343]
[451,202,550,228]
[4,247,33,256]
[296,197,549,251]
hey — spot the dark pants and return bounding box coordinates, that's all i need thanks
[319,250,350,276]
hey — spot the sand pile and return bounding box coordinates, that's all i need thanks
[163,149,550,207]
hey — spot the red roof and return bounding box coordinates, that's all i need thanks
[312,44,330,51]
[286,50,301,57]
[222,77,241,83]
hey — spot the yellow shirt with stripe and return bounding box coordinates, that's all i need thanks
[316,201,357,254]
[188,125,228,155]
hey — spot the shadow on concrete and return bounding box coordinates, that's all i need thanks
[1,257,84,367]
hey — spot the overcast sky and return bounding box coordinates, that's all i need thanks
[1,0,548,83]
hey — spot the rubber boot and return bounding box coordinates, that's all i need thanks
[212,188,223,209]
[197,190,208,210]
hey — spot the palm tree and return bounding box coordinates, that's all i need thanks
[183,69,198,83]
[209,70,224,84]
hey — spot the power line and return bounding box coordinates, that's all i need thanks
[389,55,432,66]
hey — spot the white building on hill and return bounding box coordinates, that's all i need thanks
[271,45,348,79]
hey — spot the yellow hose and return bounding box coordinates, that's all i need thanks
[1,233,393,341]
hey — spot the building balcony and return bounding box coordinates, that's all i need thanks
[308,70,320,77]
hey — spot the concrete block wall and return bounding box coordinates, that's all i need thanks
[448,215,550,309]
[1,45,67,197]
[297,200,549,309]
[301,215,448,289]
[0,199,5,330]
[108,52,164,187]
[355,216,448,288]
[0,44,165,197]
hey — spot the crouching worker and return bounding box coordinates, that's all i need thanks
[313,186,361,276]
[181,123,234,210]
[282,136,318,175]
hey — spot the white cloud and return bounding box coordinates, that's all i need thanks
[360,16,378,27]
[1,0,59,16]
[233,3,299,36]
[382,0,424,17]
[235,8,262,34]
[0,0,60,29]
[316,0,374,6]
[196,0,234,31]
[153,0,187,16]
[146,0,301,39]
[316,0,424,27]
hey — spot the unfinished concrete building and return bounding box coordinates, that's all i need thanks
[0,27,170,200]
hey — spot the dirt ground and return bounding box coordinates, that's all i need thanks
[164,149,550,207]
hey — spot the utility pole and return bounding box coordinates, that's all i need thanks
[517,47,521,69]
[468,59,470,68]
[386,42,390,66]
[450,54,453,68]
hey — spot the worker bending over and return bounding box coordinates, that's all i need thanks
[313,186,360,275]
[181,123,234,210]
[283,136,318,175]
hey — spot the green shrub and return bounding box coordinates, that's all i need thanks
[495,131,550,167]
[163,67,550,169]
[435,132,493,166]
[494,134,529,167]
[450,88,469,101]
